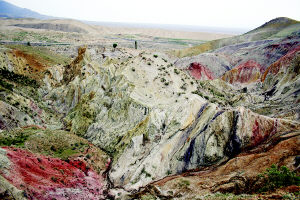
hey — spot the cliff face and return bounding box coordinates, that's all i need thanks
[0,18,299,199]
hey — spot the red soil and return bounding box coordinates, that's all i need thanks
[188,62,215,80]
[14,50,47,72]
[262,45,300,82]
[0,147,104,200]
[251,118,278,147]
[222,60,263,84]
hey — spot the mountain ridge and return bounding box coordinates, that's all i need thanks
[174,17,300,58]
[0,0,51,19]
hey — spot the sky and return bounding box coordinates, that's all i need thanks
[5,0,300,30]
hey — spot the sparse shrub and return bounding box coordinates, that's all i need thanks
[6,96,12,101]
[141,167,151,178]
[177,179,190,189]
[281,86,290,95]
[174,68,180,75]
[199,81,205,87]
[113,43,118,48]
[13,102,20,107]
[153,54,158,58]
[161,78,166,82]
[51,176,58,182]
[0,79,13,91]
[86,154,91,159]
[0,69,39,88]
[131,67,135,72]
[141,194,156,200]
[180,84,187,90]
[147,62,151,65]
[208,87,225,98]
[0,130,30,147]
[258,164,300,192]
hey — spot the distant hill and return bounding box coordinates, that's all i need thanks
[248,17,298,33]
[0,0,51,19]
[174,17,300,57]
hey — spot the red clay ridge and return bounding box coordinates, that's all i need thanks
[222,60,263,84]
[262,45,300,82]
[0,147,104,200]
[188,62,215,80]
[251,118,278,147]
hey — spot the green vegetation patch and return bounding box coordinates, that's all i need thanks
[64,92,97,137]
[25,129,89,160]
[140,194,156,200]
[0,127,40,147]
[0,78,14,91]
[12,31,29,41]
[176,178,190,189]
[258,164,300,192]
[203,192,253,200]
[6,44,70,65]
[0,68,39,88]
[9,31,58,43]
[112,115,150,160]
[0,127,91,160]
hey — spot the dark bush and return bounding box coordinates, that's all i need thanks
[0,69,38,88]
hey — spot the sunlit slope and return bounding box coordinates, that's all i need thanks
[174,17,300,58]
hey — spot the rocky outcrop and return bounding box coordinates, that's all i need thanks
[0,18,299,199]
[175,52,231,79]
[132,132,299,199]
[262,45,300,82]
[0,128,109,199]
[1,147,104,199]
[221,60,263,84]
[187,62,215,80]
[175,33,300,85]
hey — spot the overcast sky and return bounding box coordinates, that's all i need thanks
[5,0,300,30]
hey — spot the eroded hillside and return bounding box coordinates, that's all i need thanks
[0,17,299,200]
